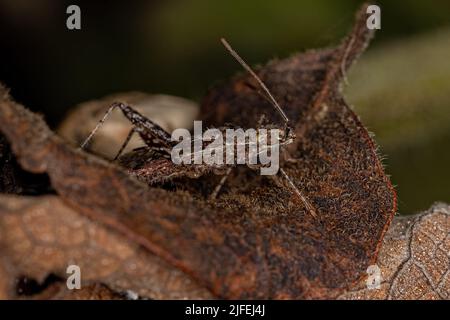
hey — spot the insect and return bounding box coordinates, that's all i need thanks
[80,39,316,217]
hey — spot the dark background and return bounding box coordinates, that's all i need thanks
[0,0,449,213]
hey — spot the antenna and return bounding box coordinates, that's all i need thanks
[220,38,289,125]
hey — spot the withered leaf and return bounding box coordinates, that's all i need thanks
[1,196,445,300]
[339,203,449,300]
[16,281,127,300]
[0,194,212,299]
[47,283,126,300]
[198,3,396,295]
[0,4,395,299]
[0,134,52,195]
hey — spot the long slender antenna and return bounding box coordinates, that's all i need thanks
[221,38,289,125]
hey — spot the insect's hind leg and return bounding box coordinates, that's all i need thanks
[113,102,173,148]
[80,103,119,150]
[113,127,137,161]
[209,167,232,200]
[80,102,173,156]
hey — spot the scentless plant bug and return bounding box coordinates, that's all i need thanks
[80,39,317,217]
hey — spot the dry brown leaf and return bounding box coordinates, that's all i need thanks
[0,134,52,195]
[339,203,449,299]
[0,194,212,299]
[49,283,126,300]
[1,194,446,300]
[24,282,126,300]
[18,280,127,300]
[0,4,396,299]
[196,2,396,296]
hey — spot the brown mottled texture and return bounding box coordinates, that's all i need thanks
[0,134,52,195]
[0,135,18,193]
[1,195,445,300]
[118,149,217,185]
[23,282,127,300]
[199,3,396,296]
[0,4,395,299]
[339,203,449,300]
[0,194,212,299]
[51,283,126,300]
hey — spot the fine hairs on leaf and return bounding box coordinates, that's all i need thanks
[0,3,397,299]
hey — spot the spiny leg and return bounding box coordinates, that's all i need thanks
[279,168,317,218]
[113,102,172,149]
[113,127,137,161]
[80,102,173,155]
[80,104,117,150]
[209,167,232,200]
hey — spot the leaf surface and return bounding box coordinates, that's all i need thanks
[0,4,396,299]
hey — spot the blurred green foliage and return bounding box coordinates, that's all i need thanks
[346,28,450,213]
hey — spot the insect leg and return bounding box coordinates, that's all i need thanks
[81,102,173,155]
[278,168,317,218]
[80,104,117,150]
[113,102,173,149]
[113,127,137,161]
[209,167,232,200]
